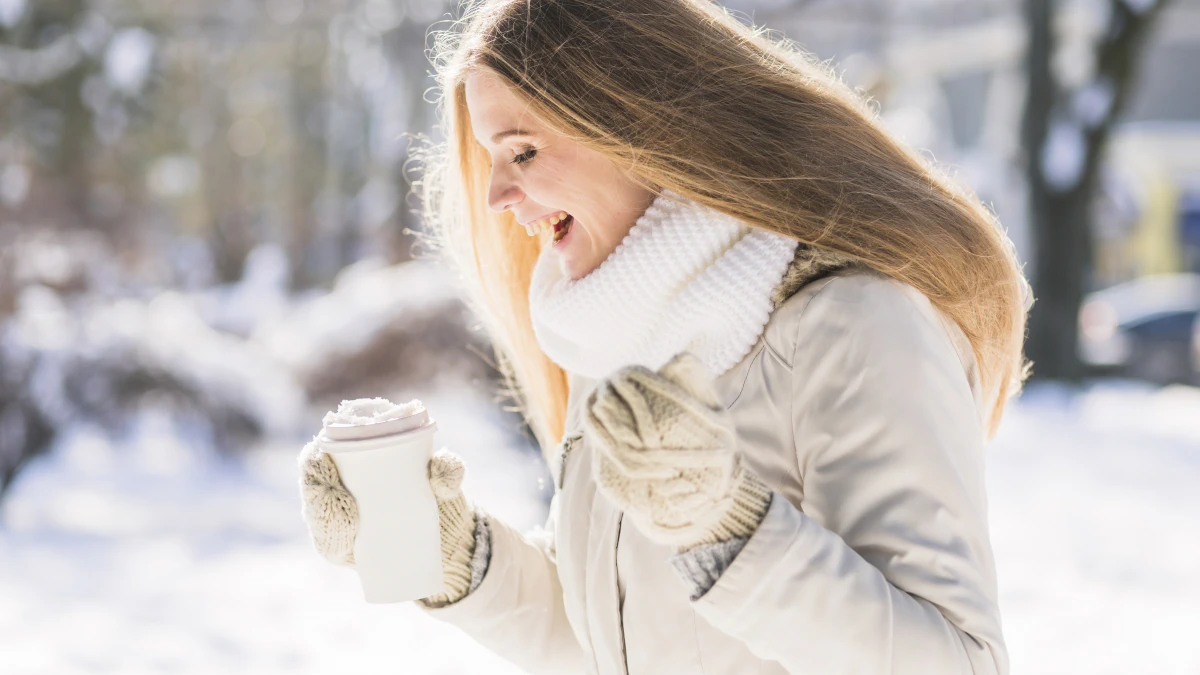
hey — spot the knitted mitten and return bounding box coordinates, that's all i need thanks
[584,352,773,552]
[298,443,480,605]
[298,439,358,566]
[418,448,480,607]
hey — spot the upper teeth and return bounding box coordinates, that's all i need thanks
[525,211,570,236]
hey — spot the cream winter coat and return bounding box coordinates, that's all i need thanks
[421,255,1008,675]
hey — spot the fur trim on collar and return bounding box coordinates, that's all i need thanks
[769,243,863,309]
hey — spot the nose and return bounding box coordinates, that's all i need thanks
[487,166,522,214]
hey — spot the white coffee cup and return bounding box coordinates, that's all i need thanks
[318,403,444,604]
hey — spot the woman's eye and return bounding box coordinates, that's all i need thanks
[511,146,537,165]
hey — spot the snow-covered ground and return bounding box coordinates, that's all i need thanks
[1,379,1197,674]
[986,381,1200,674]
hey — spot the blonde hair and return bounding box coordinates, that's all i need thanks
[413,0,1030,456]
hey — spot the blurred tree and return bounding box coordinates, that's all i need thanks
[0,0,467,291]
[1022,0,1168,380]
[1,1,97,230]
[0,0,520,502]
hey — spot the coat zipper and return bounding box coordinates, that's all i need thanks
[557,427,629,674]
[613,511,630,675]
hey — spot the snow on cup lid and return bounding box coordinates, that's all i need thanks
[320,397,430,441]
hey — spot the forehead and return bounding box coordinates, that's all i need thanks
[464,69,543,142]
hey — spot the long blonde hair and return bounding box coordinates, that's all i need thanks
[413,0,1030,455]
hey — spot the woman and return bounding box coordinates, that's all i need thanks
[299,1,1032,673]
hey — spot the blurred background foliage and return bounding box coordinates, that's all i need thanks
[0,0,503,496]
[0,0,1197,493]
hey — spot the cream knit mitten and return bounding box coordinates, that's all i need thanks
[298,439,358,566]
[418,449,479,607]
[584,352,773,552]
[298,443,480,605]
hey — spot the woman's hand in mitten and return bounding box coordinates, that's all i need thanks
[584,352,773,552]
[298,439,358,566]
[298,443,482,605]
[418,448,483,607]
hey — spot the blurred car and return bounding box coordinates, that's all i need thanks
[1078,273,1200,385]
[1194,312,1200,379]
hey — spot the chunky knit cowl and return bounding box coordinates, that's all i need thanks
[528,190,800,379]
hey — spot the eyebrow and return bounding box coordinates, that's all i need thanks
[490,128,532,144]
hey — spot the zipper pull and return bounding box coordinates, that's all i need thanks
[555,430,584,491]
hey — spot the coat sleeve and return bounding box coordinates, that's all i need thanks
[418,493,587,675]
[690,273,1009,675]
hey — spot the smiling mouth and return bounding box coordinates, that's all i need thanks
[552,214,574,243]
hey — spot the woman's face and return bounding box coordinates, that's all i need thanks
[464,69,656,280]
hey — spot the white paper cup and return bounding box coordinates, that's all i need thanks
[318,411,444,604]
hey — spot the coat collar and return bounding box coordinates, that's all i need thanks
[769,243,862,310]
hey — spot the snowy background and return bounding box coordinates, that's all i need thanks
[0,258,1197,673]
[0,382,548,675]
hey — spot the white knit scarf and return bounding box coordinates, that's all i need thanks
[528,190,800,380]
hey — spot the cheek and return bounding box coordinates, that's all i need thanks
[522,155,575,197]
[587,215,631,245]
[540,145,617,195]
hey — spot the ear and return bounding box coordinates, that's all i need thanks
[656,352,721,409]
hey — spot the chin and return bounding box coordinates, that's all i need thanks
[558,258,590,281]
[554,229,605,280]
[559,261,582,280]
